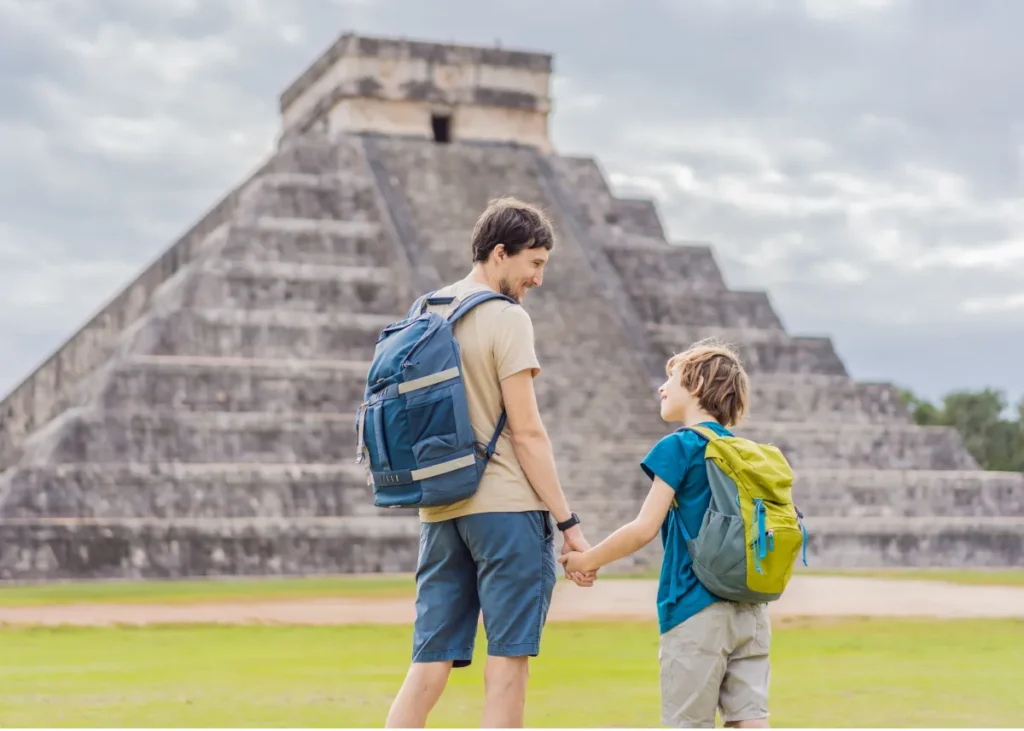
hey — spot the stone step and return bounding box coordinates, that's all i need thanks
[0,515,420,581]
[248,172,379,222]
[566,420,976,473]
[102,355,369,413]
[795,468,1024,517]
[221,218,391,267]
[648,324,847,375]
[736,421,977,471]
[750,374,910,424]
[155,310,395,360]
[262,135,359,176]
[605,198,665,239]
[570,469,1024,520]
[802,516,1024,568]
[631,289,783,329]
[606,243,727,294]
[27,410,363,464]
[0,462,413,521]
[193,260,401,315]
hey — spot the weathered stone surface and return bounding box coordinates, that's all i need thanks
[736,422,977,471]
[0,517,419,580]
[801,517,1024,568]
[649,324,848,375]
[1,463,412,520]
[220,219,389,267]
[191,261,399,314]
[607,244,728,294]
[153,310,390,361]
[792,469,1024,518]
[101,356,368,414]
[23,410,357,464]
[750,375,910,424]
[605,198,666,239]
[632,290,783,329]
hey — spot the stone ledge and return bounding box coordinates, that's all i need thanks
[0,462,404,521]
[0,516,420,580]
[804,516,1024,568]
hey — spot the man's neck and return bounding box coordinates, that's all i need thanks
[467,264,498,292]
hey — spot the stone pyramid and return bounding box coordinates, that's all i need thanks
[0,33,1020,580]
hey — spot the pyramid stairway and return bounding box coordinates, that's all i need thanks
[0,131,1020,581]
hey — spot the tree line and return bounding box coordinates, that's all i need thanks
[898,387,1024,473]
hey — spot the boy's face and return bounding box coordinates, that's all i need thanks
[658,367,698,423]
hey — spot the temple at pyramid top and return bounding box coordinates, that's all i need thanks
[278,32,554,150]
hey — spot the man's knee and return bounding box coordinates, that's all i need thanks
[405,660,454,699]
[726,718,769,728]
[484,655,530,695]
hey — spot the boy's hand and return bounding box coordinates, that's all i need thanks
[558,550,594,581]
[561,527,597,587]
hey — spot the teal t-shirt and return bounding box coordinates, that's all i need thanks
[640,421,732,635]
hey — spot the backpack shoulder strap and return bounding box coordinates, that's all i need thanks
[447,290,517,325]
[676,425,720,442]
[406,292,433,319]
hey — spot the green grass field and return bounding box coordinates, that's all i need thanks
[1,618,1021,727]
[2,568,1023,608]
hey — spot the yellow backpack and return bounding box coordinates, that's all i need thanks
[672,425,808,602]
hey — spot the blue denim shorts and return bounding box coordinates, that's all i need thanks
[412,510,557,667]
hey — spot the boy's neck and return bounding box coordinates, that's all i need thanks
[681,411,718,428]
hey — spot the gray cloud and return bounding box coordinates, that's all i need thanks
[0,0,1021,408]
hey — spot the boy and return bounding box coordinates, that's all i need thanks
[559,339,770,728]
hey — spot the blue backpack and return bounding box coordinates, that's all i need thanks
[355,290,517,508]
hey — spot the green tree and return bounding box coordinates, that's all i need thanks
[899,387,1024,472]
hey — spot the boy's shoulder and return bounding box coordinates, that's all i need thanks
[641,424,731,490]
[653,423,732,452]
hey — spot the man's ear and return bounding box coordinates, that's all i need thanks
[493,243,506,262]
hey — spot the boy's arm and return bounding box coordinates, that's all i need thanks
[560,477,676,573]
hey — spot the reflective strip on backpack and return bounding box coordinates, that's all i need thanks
[397,367,460,394]
[410,453,476,481]
[354,402,369,464]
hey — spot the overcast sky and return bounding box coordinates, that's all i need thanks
[1,0,1021,409]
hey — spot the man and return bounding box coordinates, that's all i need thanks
[385,197,595,728]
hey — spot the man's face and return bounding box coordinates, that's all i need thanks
[496,246,549,303]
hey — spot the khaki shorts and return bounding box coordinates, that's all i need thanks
[659,601,771,728]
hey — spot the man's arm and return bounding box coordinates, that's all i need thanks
[559,477,675,574]
[500,370,590,554]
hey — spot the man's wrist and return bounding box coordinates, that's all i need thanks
[555,512,581,532]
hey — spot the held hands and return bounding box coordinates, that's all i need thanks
[558,549,590,577]
[560,525,597,588]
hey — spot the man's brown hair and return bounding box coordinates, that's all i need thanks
[666,338,750,427]
[471,196,555,262]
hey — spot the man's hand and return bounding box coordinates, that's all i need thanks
[561,525,597,587]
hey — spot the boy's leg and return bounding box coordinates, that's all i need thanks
[719,604,772,728]
[385,518,480,728]
[659,602,732,728]
[459,511,557,728]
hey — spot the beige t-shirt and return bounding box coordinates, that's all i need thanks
[418,279,548,522]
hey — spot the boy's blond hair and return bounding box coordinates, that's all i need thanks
[666,337,750,427]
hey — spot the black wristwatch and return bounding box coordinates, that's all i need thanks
[556,512,581,532]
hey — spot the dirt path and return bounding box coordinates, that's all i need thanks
[3,576,1024,627]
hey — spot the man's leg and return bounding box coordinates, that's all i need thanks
[459,511,557,728]
[385,518,480,728]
